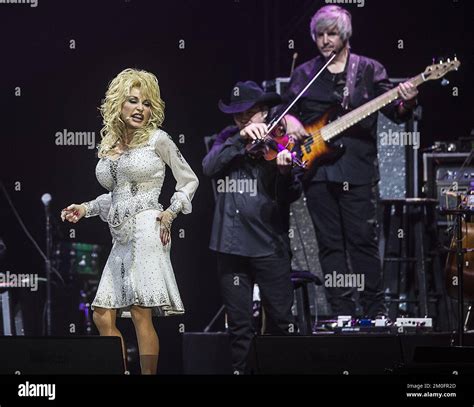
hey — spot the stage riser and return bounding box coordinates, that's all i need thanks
[184,332,474,375]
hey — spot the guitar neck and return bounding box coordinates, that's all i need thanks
[321,73,424,141]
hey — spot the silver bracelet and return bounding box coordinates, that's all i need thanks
[168,200,183,218]
[80,201,93,217]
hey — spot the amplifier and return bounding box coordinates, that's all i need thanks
[423,152,474,224]
[262,77,290,96]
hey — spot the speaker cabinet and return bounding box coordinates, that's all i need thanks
[247,335,402,374]
[0,336,124,374]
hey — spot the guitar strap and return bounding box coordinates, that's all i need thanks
[341,53,360,111]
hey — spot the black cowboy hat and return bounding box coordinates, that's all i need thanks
[218,81,282,114]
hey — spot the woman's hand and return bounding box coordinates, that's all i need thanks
[156,210,175,246]
[61,204,86,223]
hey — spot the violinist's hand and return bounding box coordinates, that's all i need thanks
[284,115,308,142]
[61,204,86,223]
[276,150,293,174]
[240,123,268,142]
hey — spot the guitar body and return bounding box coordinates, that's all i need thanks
[299,108,345,169]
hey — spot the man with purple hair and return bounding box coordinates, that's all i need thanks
[284,5,419,319]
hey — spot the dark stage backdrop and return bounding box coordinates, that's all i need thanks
[0,0,472,373]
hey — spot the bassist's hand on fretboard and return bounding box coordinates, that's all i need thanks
[397,81,419,114]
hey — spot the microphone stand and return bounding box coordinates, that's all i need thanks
[44,199,53,336]
[203,305,226,333]
[454,205,465,346]
[0,183,65,336]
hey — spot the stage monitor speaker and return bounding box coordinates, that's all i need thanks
[398,332,474,373]
[399,332,454,364]
[0,336,124,374]
[182,332,233,374]
[247,335,402,374]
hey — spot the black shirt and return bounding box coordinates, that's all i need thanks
[284,53,410,185]
[202,125,303,257]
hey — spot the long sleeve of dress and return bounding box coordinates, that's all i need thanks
[83,192,112,222]
[154,130,199,215]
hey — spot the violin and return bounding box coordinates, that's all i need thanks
[244,52,340,169]
[245,115,306,168]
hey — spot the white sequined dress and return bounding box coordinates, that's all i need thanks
[83,129,199,317]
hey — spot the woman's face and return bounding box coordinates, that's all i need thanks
[121,87,152,131]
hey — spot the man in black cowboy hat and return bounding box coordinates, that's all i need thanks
[203,81,302,374]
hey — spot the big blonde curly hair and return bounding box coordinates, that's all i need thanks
[98,68,165,158]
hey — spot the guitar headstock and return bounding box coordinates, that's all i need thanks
[423,57,461,81]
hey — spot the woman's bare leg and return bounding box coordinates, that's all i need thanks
[93,307,127,371]
[130,306,159,375]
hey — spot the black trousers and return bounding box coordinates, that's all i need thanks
[217,251,295,374]
[305,181,386,318]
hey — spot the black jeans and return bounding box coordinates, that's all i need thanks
[217,251,295,374]
[305,181,386,318]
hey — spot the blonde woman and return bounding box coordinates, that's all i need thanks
[61,69,199,374]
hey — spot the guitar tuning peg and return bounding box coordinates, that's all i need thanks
[447,58,451,62]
